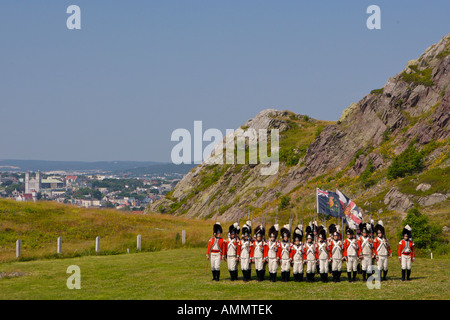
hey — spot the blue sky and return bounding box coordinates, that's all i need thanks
[0,0,449,162]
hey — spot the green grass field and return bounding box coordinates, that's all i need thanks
[0,247,449,300]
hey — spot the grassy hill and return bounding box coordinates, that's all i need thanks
[0,247,448,299]
[0,200,212,263]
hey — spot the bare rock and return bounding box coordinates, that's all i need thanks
[384,188,414,212]
[417,193,448,206]
[416,183,432,192]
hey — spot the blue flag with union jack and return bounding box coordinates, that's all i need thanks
[316,188,344,217]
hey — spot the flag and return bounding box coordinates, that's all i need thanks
[316,188,344,217]
[336,189,363,229]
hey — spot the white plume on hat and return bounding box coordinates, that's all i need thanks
[336,225,340,232]
[246,220,252,227]
[233,222,239,228]
[283,224,290,229]
[274,224,279,231]
[378,220,384,226]
[405,224,412,231]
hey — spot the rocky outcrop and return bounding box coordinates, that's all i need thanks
[148,34,450,220]
[384,188,414,213]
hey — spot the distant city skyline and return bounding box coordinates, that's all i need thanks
[1,0,449,162]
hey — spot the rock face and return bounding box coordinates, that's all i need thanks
[417,193,449,207]
[148,34,450,220]
[384,188,414,213]
[416,183,432,192]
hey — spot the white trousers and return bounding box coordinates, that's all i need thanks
[227,255,238,271]
[401,254,411,270]
[292,260,303,274]
[331,259,342,271]
[267,258,278,273]
[306,260,316,273]
[241,257,250,271]
[377,255,388,271]
[280,259,290,272]
[318,259,329,273]
[361,254,372,272]
[346,256,358,272]
[254,257,264,271]
[210,252,221,271]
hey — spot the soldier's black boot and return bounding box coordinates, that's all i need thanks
[305,273,310,282]
[216,271,220,281]
[401,269,406,281]
[407,269,411,281]
[242,270,248,282]
[338,271,342,282]
[257,270,262,282]
[299,273,304,282]
[320,273,325,283]
[353,271,357,282]
[272,272,277,282]
[212,271,216,281]
[331,271,336,282]
[281,271,285,282]
[347,272,352,282]
[357,263,361,274]
[362,271,367,281]
[286,271,290,282]
[383,270,388,281]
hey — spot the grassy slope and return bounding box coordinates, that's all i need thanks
[0,247,448,300]
[0,200,212,263]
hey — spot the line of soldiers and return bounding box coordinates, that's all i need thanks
[206,220,415,282]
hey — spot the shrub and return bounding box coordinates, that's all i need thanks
[397,208,445,250]
[370,88,384,95]
[401,65,434,87]
[279,196,291,210]
[387,144,423,180]
[279,147,300,166]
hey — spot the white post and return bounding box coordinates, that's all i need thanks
[57,236,62,254]
[431,252,433,260]
[137,235,141,251]
[182,230,186,245]
[16,239,21,258]
[95,236,100,253]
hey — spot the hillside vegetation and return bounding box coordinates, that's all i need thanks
[148,35,450,251]
[0,200,212,263]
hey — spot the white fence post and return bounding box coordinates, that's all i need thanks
[57,236,62,254]
[16,239,21,258]
[137,235,141,251]
[182,230,186,245]
[95,236,100,253]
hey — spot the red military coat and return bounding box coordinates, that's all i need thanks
[206,237,225,258]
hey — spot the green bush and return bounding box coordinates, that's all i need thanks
[398,208,445,250]
[370,88,384,95]
[279,146,301,166]
[387,144,423,180]
[401,65,434,87]
[279,196,291,210]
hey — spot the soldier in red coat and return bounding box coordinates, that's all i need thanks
[264,224,280,282]
[373,221,392,281]
[239,221,253,282]
[225,223,240,281]
[206,222,226,281]
[358,223,373,281]
[343,227,358,282]
[250,225,266,282]
[279,225,292,282]
[398,225,415,281]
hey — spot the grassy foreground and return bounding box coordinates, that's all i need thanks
[0,247,449,300]
[0,200,212,263]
